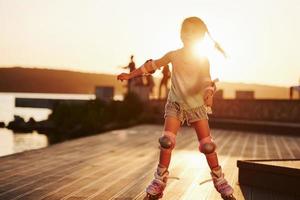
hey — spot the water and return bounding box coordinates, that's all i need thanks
[0,92,95,157]
[0,129,48,157]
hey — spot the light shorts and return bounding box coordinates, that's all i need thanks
[164,100,209,126]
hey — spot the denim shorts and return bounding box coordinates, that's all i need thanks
[164,100,209,126]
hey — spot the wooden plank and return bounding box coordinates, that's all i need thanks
[106,128,196,200]
[229,132,252,200]
[76,130,196,200]
[0,127,159,198]
[0,125,299,200]
[0,133,119,181]
[264,134,271,159]
[8,133,161,199]
[0,125,161,171]
[283,137,300,158]
[1,132,154,193]
[205,131,245,200]
[96,149,186,200]
[178,130,238,200]
[269,135,282,159]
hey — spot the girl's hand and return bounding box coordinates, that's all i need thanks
[117,73,131,81]
[204,90,214,107]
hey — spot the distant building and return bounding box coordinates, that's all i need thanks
[95,86,114,102]
[235,90,255,99]
[289,86,300,99]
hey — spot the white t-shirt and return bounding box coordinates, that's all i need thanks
[166,48,212,109]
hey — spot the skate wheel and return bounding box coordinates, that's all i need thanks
[221,194,236,200]
[144,193,162,200]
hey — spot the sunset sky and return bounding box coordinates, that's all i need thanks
[0,0,299,87]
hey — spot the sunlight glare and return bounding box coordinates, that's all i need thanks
[192,35,230,81]
[176,150,205,167]
[192,35,215,58]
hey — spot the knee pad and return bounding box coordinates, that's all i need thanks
[158,131,176,150]
[199,136,216,154]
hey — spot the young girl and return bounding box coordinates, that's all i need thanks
[117,17,236,200]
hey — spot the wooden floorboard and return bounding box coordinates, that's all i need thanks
[0,125,300,200]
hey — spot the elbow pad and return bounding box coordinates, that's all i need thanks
[140,59,158,75]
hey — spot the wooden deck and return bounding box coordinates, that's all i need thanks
[0,125,300,200]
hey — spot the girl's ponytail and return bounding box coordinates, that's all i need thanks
[182,17,227,58]
[205,27,227,58]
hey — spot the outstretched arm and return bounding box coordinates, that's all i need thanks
[117,51,172,82]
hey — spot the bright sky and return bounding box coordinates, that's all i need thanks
[0,0,299,87]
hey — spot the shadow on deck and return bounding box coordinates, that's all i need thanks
[0,125,300,200]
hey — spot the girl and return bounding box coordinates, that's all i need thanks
[117,17,236,200]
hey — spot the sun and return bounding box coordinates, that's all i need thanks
[191,34,234,84]
[192,35,215,58]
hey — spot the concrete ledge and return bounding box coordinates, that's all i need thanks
[209,118,300,135]
[237,159,300,196]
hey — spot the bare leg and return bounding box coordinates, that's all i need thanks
[191,120,235,199]
[145,116,181,198]
[158,116,181,168]
[191,119,219,169]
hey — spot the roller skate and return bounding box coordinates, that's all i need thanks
[145,166,169,200]
[210,166,236,200]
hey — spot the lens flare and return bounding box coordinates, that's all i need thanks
[191,35,230,81]
[192,35,214,58]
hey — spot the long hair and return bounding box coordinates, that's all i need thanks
[181,17,227,58]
